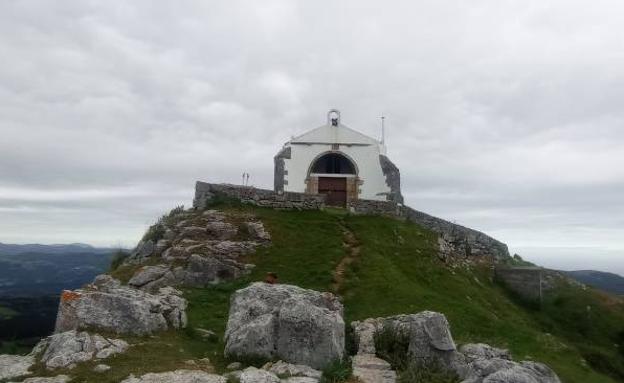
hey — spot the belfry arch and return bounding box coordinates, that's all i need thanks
[306,152,360,207]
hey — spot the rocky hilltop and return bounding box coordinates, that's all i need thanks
[1,184,622,383]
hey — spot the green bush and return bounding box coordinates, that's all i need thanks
[141,205,185,243]
[109,249,130,271]
[320,359,352,383]
[374,325,411,370]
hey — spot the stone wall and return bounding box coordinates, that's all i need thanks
[195,181,510,261]
[494,267,569,302]
[194,181,325,210]
[494,267,544,301]
[347,199,510,261]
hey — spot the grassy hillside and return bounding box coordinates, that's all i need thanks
[11,204,624,383]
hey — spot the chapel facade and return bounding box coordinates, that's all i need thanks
[274,110,403,207]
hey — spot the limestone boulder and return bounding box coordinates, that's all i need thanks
[205,221,238,240]
[120,370,225,383]
[239,367,280,383]
[8,376,71,383]
[225,283,345,369]
[458,345,561,383]
[352,354,396,383]
[34,330,128,369]
[0,354,34,380]
[353,311,460,370]
[263,360,322,379]
[55,275,187,335]
[351,313,560,383]
[246,222,271,241]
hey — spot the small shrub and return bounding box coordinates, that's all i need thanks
[374,325,411,370]
[320,358,352,383]
[141,205,185,243]
[109,249,130,271]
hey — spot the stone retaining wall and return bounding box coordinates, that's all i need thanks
[195,181,510,261]
[194,181,325,210]
[494,266,571,302]
[348,199,510,260]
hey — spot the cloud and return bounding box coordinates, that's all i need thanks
[0,1,622,274]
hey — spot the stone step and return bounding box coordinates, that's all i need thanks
[352,354,397,383]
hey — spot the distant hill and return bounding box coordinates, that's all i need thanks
[0,242,116,296]
[565,270,624,296]
[0,242,117,344]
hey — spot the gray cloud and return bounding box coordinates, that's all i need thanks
[0,1,623,274]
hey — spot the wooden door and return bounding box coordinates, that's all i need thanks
[318,177,347,207]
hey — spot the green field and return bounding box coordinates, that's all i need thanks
[11,204,624,383]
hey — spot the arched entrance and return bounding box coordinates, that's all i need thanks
[308,152,358,207]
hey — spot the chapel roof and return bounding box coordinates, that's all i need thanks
[289,110,380,146]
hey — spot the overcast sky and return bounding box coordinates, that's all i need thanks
[1,1,623,275]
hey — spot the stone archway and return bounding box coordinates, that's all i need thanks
[307,152,359,207]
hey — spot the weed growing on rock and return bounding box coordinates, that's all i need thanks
[320,359,353,383]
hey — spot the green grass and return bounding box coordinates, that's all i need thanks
[13,205,623,383]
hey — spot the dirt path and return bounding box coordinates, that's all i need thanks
[332,219,361,294]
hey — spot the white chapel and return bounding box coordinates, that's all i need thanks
[274,110,403,207]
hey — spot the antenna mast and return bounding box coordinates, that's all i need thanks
[380,116,386,145]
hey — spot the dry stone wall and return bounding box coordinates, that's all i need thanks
[194,182,325,210]
[494,267,571,302]
[347,199,510,260]
[194,181,510,261]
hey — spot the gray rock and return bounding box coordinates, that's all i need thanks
[354,311,459,369]
[180,226,207,238]
[352,312,560,383]
[460,343,511,363]
[461,359,561,383]
[225,283,344,370]
[245,222,271,241]
[55,275,187,335]
[239,367,280,383]
[128,265,170,288]
[35,330,128,369]
[163,229,177,241]
[9,376,71,383]
[136,240,155,259]
[205,221,238,240]
[0,354,34,380]
[197,328,217,340]
[227,362,242,370]
[280,378,319,383]
[352,354,396,383]
[94,364,111,373]
[264,360,321,379]
[120,370,226,383]
[155,239,170,255]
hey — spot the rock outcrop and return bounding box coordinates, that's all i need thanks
[352,311,561,383]
[34,330,128,369]
[263,361,322,380]
[458,343,561,383]
[55,275,187,335]
[120,370,226,383]
[225,282,345,369]
[0,354,35,380]
[124,208,269,291]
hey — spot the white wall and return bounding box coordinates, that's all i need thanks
[283,143,391,200]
